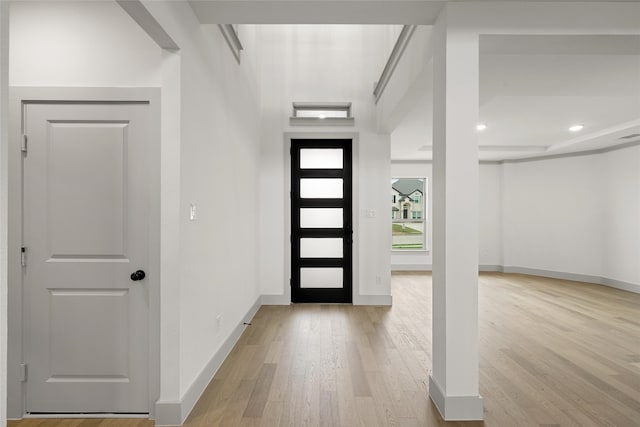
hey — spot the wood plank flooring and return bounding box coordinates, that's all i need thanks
[9,272,640,427]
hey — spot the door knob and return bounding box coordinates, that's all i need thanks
[130,270,146,281]
[345,226,353,244]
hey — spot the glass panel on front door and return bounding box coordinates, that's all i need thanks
[300,148,343,169]
[300,268,344,288]
[300,178,344,198]
[300,208,344,228]
[300,238,344,258]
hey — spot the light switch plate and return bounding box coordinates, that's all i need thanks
[189,203,197,221]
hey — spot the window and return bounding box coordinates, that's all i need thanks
[292,102,351,119]
[391,178,427,250]
[290,102,354,126]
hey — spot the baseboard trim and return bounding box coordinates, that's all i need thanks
[393,264,500,272]
[428,375,484,421]
[155,296,262,426]
[502,266,600,283]
[479,264,503,272]
[353,294,392,306]
[601,276,640,294]
[153,401,181,426]
[262,293,392,306]
[503,266,640,294]
[21,413,148,419]
[391,264,432,271]
[261,294,290,305]
[391,264,640,294]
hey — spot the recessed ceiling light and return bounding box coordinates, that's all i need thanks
[569,124,584,132]
[476,123,488,131]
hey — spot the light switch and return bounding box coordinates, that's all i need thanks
[366,209,376,218]
[189,203,197,221]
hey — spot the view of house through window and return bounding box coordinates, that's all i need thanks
[391,178,426,250]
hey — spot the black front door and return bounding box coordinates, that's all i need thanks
[291,139,352,303]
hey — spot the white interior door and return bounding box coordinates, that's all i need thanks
[23,102,151,413]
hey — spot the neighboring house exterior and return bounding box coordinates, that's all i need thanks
[391,178,424,220]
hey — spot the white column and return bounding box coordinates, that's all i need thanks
[429,6,483,421]
[0,1,9,425]
[155,49,183,425]
[139,3,184,422]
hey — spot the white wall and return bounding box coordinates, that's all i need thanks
[141,1,263,406]
[392,147,639,290]
[10,1,162,87]
[503,155,604,277]
[601,145,640,285]
[504,147,640,288]
[256,25,393,302]
[390,161,503,270]
[376,25,433,133]
[391,149,640,290]
[479,164,503,267]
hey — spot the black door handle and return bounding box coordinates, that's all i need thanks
[130,270,146,281]
[345,227,353,244]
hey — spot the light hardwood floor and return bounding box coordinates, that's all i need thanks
[9,272,640,427]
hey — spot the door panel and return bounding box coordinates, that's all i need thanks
[300,178,343,199]
[300,267,344,288]
[299,148,343,169]
[47,122,127,257]
[49,289,129,379]
[291,139,352,303]
[299,208,344,228]
[24,102,150,413]
[300,238,343,258]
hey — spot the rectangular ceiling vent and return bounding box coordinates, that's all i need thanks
[619,133,640,140]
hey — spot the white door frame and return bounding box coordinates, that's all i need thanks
[7,87,161,419]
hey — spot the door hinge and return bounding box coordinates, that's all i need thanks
[19,364,27,382]
[21,134,28,153]
[289,278,292,287]
[21,247,27,267]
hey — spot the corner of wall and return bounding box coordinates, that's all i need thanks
[497,162,505,267]
[155,295,262,426]
[153,401,183,427]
